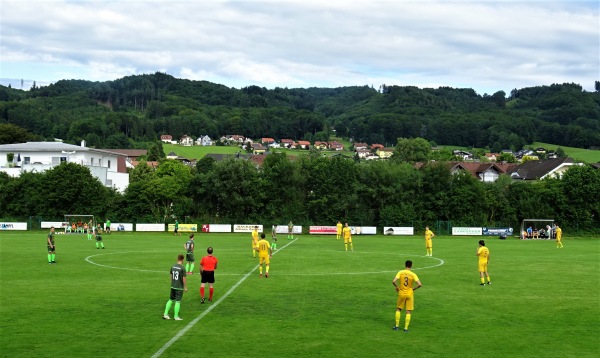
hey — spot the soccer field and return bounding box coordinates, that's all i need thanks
[1,232,598,358]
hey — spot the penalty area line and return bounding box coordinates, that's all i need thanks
[151,237,297,358]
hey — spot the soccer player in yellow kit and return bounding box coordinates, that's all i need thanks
[392,260,422,332]
[257,233,272,278]
[477,240,491,285]
[336,221,343,240]
[555,224,563,248]
[343,223,353,251]
[424,226,434,256]
[251,226,259,258]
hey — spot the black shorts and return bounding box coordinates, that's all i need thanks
[186,253,195,262]
[96,236,102,241]
[174,228,179,233]
[201,270,215,284]
[169,288,184,301]
[47,245,55,253]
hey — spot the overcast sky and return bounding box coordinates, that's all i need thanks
[1,0,598,95]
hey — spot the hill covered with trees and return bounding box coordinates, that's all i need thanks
[0,73,598,151]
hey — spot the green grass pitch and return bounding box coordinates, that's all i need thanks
[0,231,598,357]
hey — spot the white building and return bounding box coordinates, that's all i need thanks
[195,135,213,146]
[0,142,130,192]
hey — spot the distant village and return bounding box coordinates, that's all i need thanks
[151,134,582,184]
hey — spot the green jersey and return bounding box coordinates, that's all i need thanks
[170,264,186,290]
[185,239,194,253]
[47,231,55,245]
[106,220,111,228]
[175,221,179,229]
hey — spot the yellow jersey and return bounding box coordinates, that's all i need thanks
[555,227,562,240]
[257,239,271,256]
[425,229,434,241]
[395,270,420,295]
[337,222,343,234]
[252,230,259,244]
[477,246,490,263]
[342,226,351,239]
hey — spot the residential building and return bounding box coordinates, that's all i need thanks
[376,148,394,159]
[160,134,173,143]
[354,142,368,150]
[251,143,267,154]
[0,142,130,192]
[195,135,213,146]
[314,141,328,150]
[297,140,311,149]
[180,135,194,146]
[508,157,581,180]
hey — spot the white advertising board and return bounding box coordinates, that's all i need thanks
[234,224,264,233]
[351,226,377,235]
[383,227,415,235]
[273,225,302,234]
[41,221,69,229]
[108,223,134,232]
[452,227,483,236]
[201,224,232,233]
[0,222,27,230]
[136,223,166,232]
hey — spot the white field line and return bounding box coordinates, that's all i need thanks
[150,238,298,358]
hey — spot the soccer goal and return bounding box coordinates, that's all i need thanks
[63,214,95,234]
[520,219,555,240]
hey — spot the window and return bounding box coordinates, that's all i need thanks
[52,157,60,165]
[60,157,67,162]
[107,160,111,169]
[91,158,94,165]
[23,157,30,164]
[99,159,102,167]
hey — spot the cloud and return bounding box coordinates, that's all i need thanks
[1,0,598,94]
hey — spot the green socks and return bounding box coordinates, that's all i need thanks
[51,254,55,262]
[174,302,180,318]
[164,300,173,315]
[189,263,194,272]
[48,254,52,263]
[185,263,190,272]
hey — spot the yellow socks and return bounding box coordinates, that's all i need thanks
[395,311,400,327]
[404,314,411,330]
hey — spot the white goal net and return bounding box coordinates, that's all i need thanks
[63,214,95,234]
[520,219,555,240]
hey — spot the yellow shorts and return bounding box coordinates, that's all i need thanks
[259,255,270,265]
[425,239,432,248]
[478,262,488,272]
[397,293,414,311]
[344,237,352,244]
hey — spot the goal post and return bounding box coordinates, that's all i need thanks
[63,214,95,234]
[520,219,554,240]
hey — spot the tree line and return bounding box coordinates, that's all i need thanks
[0,73,598,151]
[2,155,599,233]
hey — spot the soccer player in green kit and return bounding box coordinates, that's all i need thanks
[94,224,105,249]
[47,226,56,264]
[184,234,195,274]
[163,254,187,320]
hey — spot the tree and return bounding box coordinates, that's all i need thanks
[392,137,431,163]
[0,123,38,144]
[147,141,165,161]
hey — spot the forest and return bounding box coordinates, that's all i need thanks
[0,73,599,151]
